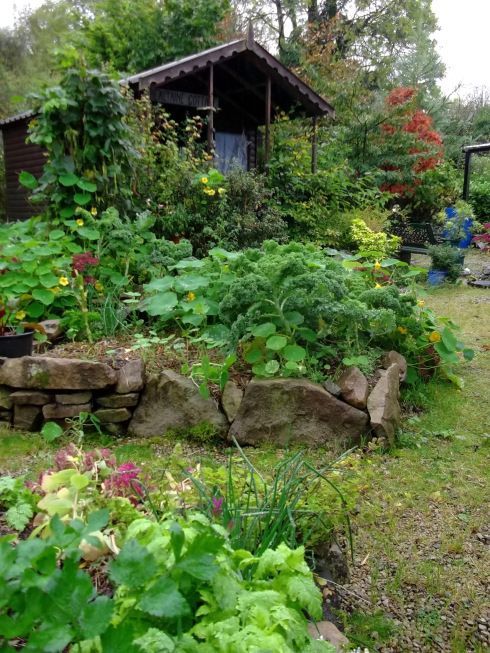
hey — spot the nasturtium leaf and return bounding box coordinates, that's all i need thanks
[251,322,276,338]
[60,206,75,218]
[70,472,90,490]
[48,230,65,241]
[109,539,157,589]
[41,421,63,442]
[441,327,457,351]
[18,171,38,189]
[174,274,208,292]
[74,192,91,206]
[77,227,100,240]
[77,179,97,192]
[139,577,190,618]
[285,360,300,371]
[283,311,304,326]
[142,291,178,316]
[297,327,318,343]
[244,347,263,364]
[252,362,267,377]
[32,288,55,305]
[181,313,204,326]
[264,360,280,375]
[143,277,174,292]
[39,273,59,288]
[59,173,79,187]
[25,301,45,319]
[283,344,306,362]
[266,335,287,351]
[172,258,205,270]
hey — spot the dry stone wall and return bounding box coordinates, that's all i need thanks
[0,352,405,445]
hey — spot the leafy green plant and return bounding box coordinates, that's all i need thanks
[427,244,463,282]
[188,438,353,560]
[350,217,401,257]
[182,353,237,399]
[0,476,38,531]
[0,511,114,651]
[106,513,335,652]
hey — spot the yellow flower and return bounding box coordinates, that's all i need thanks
[429,331,441,343]
[417,300,425,307]
[200,177,208,184]
[76,218,84,226]
[58,276,69,287]
[397,326,408,335]
[374,283,382,289]
[51,287,61,294]
[204,188,216,196]
[90,207,98,216]
[218,187,226,195]
[374,260,382,271]
[15,310,26,321]
[187,291,196,302]
[95,281,104,292]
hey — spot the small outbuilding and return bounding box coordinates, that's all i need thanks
[0,28,333,221]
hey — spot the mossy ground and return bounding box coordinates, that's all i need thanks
[1,251,489,652]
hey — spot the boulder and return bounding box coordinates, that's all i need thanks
[338,366,369,410]
[229,378,368,447]
[10,391,51,406]
[96,393,139,408]
[14,405,42,431]
[55,392,93,405]
[381,350,407,382]
[367,363,401,444]
[128,370,228,437]
[307,621,349,652]
[103,422,128,436]
[39,319,63,342]
[0,386,13,410]
[93,408,132,423]
[221,381,243,422]
[314,541,350,584]
[323,380,341,397]
[0,409,12,423]
[116,359,145,393]
[43,403,92,419]
[0,357,116,390]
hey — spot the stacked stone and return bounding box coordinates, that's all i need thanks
[0,357,144,434]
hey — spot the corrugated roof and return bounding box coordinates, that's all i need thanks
[125,37,334,117]
[0,109,35,127]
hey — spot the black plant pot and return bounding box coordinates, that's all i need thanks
[0,330,34,358]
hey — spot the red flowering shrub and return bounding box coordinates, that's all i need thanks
[376,87,444,203]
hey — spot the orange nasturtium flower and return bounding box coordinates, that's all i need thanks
[429,331,441,343]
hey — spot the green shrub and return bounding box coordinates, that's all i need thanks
[469,177,490,220]
[427,244,463,282]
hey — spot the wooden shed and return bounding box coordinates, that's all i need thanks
[0,110,43,221]
[0,30,333,220]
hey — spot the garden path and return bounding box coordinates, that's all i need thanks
[339,262,490,652]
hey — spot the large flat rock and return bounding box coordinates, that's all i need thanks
[0,357,116,390]
[128,370,228,437]
[229,378,369,446]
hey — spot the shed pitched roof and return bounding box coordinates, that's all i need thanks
[126,37,334,118]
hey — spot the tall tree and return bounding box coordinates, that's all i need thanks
[79,0,231,73]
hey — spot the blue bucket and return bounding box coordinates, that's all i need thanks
[427,269,448,286]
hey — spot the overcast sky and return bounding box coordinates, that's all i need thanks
[1,0,489,97]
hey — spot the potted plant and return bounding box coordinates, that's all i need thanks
[442,201,476,248]
[427,244,463,285]
[0,294,35,358]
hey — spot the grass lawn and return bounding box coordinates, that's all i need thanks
[1,253,489,652]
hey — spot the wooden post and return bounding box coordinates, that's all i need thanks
[311,116,318,173]
[207,64,214,156]
[462,149,471,200]
[264,76,271,169]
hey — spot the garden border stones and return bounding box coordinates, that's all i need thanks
[0,352,406,445]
